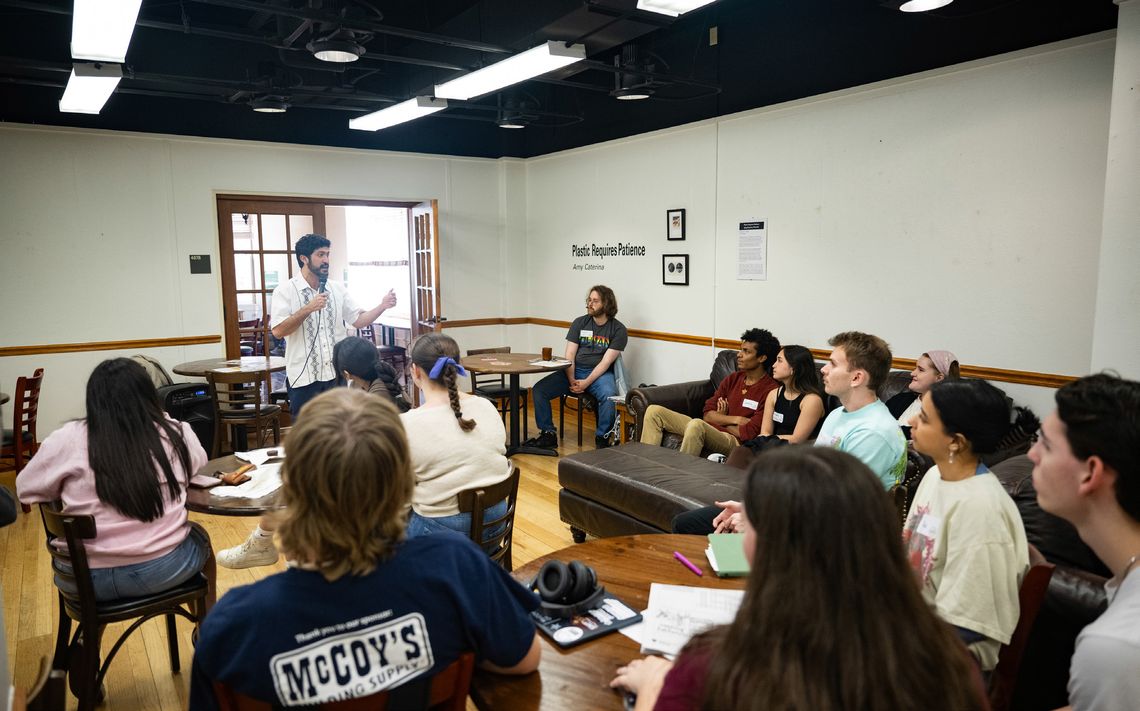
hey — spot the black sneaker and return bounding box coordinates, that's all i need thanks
[595,435,612,449]
[524,431,558,449]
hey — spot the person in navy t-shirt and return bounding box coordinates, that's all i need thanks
[189,388,540,710]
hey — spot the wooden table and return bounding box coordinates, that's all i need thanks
[470,534,745,711]
[172,356,286,378]
[460,353,569,457]
[185,454,285,516]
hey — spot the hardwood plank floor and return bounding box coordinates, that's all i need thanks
[0,400,599,709]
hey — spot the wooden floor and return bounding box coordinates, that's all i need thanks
[0,403,600,710]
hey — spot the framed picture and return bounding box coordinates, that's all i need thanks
[662,254,689,286]
[666,208,686,241]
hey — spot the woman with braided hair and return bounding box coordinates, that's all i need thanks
[402,333,512,544]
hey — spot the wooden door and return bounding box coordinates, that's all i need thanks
[216,198,326,359]
[409,200,443,337]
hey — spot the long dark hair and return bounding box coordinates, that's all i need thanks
[333,336,408,410]
[781,345,824,399]
[693,447,982,711]
[409,333,474,432]
[928,379,1011,455]
[87,358,192,522]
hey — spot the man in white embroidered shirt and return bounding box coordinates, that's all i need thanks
[270,233,396,417]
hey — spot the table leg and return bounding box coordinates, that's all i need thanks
[506,373,557,457]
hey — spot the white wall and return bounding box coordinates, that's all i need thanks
[523,35,1120,416]
[0,129,514,430]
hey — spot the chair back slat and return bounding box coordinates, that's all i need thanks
[456,466,521,571]
[38,503,100,612]
[465,347,510,393]
[988,557,1056,711]
[7,368,44,470]
[207,370,268,416]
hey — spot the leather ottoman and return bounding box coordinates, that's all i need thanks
[558,442,746,541]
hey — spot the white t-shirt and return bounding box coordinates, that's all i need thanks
[1069,570,1140,710]
[902,465,1029,670]
[269,276,361,387]
[401,395,511,517]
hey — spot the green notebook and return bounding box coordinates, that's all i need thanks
[706,533,751,577]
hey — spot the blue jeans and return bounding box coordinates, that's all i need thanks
[54,526,211,602]
[405,498,509,553]
[287,378,336,417]
[531,367,617,437]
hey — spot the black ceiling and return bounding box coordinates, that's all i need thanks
[0,0,1117,159]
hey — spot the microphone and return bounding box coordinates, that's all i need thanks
[318,275,328,293]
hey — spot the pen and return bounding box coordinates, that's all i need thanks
[673,551,703,577]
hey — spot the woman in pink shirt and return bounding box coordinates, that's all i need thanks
[18,358,210,601]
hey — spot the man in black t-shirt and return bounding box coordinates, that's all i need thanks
[526,285,628,450]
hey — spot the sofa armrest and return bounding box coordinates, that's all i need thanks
[628,380,714,441]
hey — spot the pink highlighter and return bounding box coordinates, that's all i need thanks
[673,551,703,577]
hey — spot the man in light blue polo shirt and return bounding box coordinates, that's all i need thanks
[816,331,907,489]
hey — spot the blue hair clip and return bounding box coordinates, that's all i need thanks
[429,356,467,379]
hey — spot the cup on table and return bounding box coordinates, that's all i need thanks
[542,346,553,360]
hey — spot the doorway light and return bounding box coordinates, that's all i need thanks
[349,96,448,131]
[59,63,122,114]
[636,0,717,17]
[71,0,143,63]
[434,41,585,101]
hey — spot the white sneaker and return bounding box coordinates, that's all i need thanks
[707,453,727,463]
[217,533,279,569]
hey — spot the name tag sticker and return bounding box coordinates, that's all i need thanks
[742,398,759,410]
[580,330,593,339]
[771,411,784,423]
[916,513,942,540]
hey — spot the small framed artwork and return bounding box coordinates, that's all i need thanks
[667,208,686,241]
[662,254,689,286]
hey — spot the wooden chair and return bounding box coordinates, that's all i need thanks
[559,391,598,447]
[25,655,67,711]
[988,546,1056,711]
[467,347,528,440]
[207,369,282,456]
[2,367,44,512]
[456,466,521,572]
[211,652,475,711]
[39,503,215,711]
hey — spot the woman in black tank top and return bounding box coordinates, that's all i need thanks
[758,345,825,443]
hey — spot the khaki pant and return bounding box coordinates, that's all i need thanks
[640,404,740,456]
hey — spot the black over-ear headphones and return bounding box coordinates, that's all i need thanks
[529,559,605,618]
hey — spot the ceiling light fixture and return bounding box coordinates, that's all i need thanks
[434,41,586,101]
[611,45,655,101]
[71,0,143,63]
[612,87,653,101]
[349,96,448,131]
[307,29,365,63]
[59,62,122,114]
[251,95,289,113]
[497,115,527,129]
[898,0,954,11]
[636,0,718,17]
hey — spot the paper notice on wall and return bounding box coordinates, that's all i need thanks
[738,220,767,281]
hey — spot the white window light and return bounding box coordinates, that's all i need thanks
[349,96,449,131]
[636,0,718,17]
[59,63,122,114]
[434,41,585,101]
[71,0,143,63]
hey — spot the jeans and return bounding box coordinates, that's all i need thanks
[671,505,720,535]
[405,498,509,553]
[287,378,337,417]
[531,366,618,437]
[54,525,211,602]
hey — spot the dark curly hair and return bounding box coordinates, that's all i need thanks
[1056,372,1140,522]
[294,233,330,269]
[741,328,781,375]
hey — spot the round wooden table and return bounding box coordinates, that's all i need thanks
[460,353,569,456]
[469,534,746,711]
[172,356,286,378]
[185,454,285,516]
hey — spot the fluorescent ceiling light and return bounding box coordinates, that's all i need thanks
[59,63,122,114]
[899,0,954,11]
[349,96,448,131]
[636,0,718,17]
[71,0,143,63]
[434,41,585,101]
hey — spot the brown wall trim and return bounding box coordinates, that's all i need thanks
[443,317,1078,389]
[0,335,222,358]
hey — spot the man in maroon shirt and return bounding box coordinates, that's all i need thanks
[640,329,781,457]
